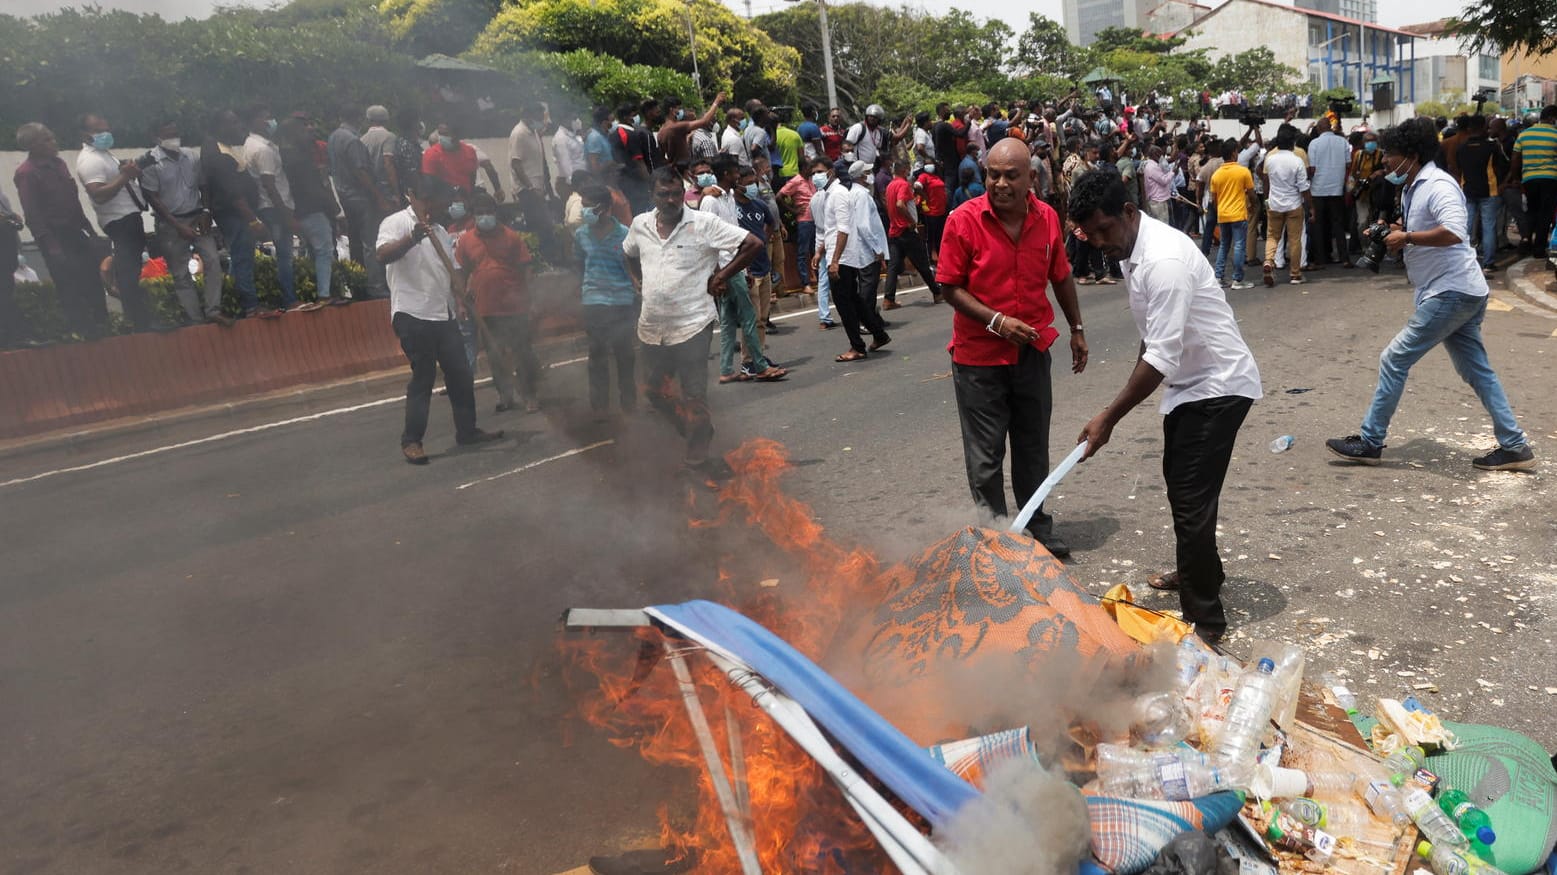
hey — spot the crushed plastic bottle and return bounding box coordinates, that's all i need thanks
[1273,798,1363,836]
[1417,841,1511,875]
[1406,787,1471,850]
[1269,435,1295,453]
[1320,671,1358,714]
[1212,657,1279,783]
[1365,778,1415,829]
[1131,690,1192,748]
[1438,786,1497,860]
[1095,743,1237,801]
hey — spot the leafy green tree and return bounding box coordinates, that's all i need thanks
[378,0,501,56]
[1447,0,1557,58]
[1208,47,1304,97]
[1012,12,1091,82]
[1091,26,1184,55]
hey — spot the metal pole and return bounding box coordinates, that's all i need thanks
[686,0,702,94]
[817,0,840,112]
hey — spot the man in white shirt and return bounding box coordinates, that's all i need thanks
[1070,170,1262,645]
[245,105,311,312]
[1258,126,1314,285]
[507,102,557,257]
[76,113,159,330]
[376,177,503,464]
[551,117,586,199]
[1307,120,1353,266]
[624,165,763,475]
[825,159,890,361]
[719,108,752,168]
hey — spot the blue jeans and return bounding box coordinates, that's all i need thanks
[717,272,770,375]
[815,257,833,323]
[1214,221,1246,282]
[796,220,815,287]
[1360,292,1526,451]
[259,206,297,307]
[1466,195,1499,268]
[297,212,335,298]
[215,209,258,312]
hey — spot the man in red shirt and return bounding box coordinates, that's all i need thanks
[421,122,480,192]
[454,191,540,412]
[882,159,941,310]
[820,107,846,162]
[937,138,1088,558]
[915,165,950,263]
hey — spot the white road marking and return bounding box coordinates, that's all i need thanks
[3,283,934,488]
[455,440,614,490]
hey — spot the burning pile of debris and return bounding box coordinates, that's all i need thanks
[564,440,1557,875]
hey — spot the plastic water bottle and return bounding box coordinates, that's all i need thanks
[1095,743,1236,801]
[1269,435,1295,453]
[1364,778,1414,829]
[1266,812,1338,862]
[1276,797,1362,836]
[1406,787,1471,850]
[1385,744,1427,786]
[1417,841,1511,875]
[1131,690,1191,748]
[1212,657,1279,781]
[1319,671,1358,714]
[1438,787,1498,858]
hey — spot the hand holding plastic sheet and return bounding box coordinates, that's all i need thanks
[1009,442,1088,535]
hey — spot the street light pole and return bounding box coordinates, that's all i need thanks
[685,0,702,95]
[816,0,839,111]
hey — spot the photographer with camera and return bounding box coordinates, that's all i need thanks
[1326,118,1536,471]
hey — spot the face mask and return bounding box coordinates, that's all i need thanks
[160,138,181,152]
[675,109,687,121]
[1384,158,1411,186]
[439,135,457,149]
[475,214,498,232]
[581,206,601,225]
[91,131,114,151]
[633,114,642,127]
[1364,141,1378,152]
[448,202,467,221]
[739,118,751,131]
[695,172,716,188]
[810,172,828,188]
[923,164,936,174]
[266,118,278,137]
[743,184,760,199]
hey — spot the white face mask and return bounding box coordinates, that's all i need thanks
[160,138,181,152]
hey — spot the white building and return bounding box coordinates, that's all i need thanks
[1173,0,1418,107]
[1398,20,1501,108]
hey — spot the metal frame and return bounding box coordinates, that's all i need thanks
[563,609,956,875]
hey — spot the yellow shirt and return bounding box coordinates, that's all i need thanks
[1211,162,1254,223]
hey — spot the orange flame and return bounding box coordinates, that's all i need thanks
[562,439,899,871]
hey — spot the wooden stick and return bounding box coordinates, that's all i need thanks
[406,194,513,389]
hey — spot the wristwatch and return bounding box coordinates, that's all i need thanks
[1071,324,1085,333]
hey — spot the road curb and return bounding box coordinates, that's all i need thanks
[1505,257,1557,317]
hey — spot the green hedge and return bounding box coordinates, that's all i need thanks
[9,255,371,347]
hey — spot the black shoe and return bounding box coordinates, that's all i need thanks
[456,428,505,446]
[1037,533,1071,559]
[1472,445,1536,471]
[1325,434,1383,465]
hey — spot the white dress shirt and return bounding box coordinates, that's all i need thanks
[75,146,142,227]
[1307,131,1350,197]
[1122,214,1263,414]
[825,180,878,269]
[850,182,888,264]
[698,190,740,267]
[377,206,459,322]
[552,126,585,195]
[1261,149,1310,212]
[245,132,292,210]
[1401,161,1488,305]
[719,127,751,167]
[623,206,751,346]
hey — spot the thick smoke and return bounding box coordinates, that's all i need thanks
[938,759,1093,875]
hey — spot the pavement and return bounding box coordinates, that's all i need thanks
[2,257,1556,874]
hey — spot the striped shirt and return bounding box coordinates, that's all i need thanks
[1514,122,1557,181]
[574,219,637,308]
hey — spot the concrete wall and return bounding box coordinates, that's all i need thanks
[1176,2,1310,73]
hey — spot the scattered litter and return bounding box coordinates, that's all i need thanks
[1284,387,1313,394]
[759,578,779,588]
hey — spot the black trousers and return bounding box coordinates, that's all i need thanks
[925,213,946,255]
[516,188,557,258]
[642,323,714,464]
[1526,178,1557,257]
[951,345,1055,540]
[833,263,889,354]
[0,225,24,343]
[1313,195,1350,264]
[584,303,637,412]
[1162,395,1253,633]
[105,214,154,330]
[41,232,109,338]
[483,313,541,405]
[392,311,478,446]
[884,229,940,301]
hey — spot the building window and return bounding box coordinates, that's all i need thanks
[1479,54,1500,82]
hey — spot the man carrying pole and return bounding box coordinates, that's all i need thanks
[376,176,505,464]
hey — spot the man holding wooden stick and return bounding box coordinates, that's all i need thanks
[377,176,504,465]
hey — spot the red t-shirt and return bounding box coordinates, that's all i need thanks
[421,142,479,191]
[820,125,844,162]
[936,192,1071,367]
[916,173,948,217]
[454,226,533,317]
[885,177,915,238]
[951,119,969,159]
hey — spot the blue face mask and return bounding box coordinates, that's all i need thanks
[448,202,467,221]
[1384,158,1412,186]
[475,214,498,232]
[810,172,828,189]
[266,118,278,137]
[91,131,114,151]
[581,206,601,225]
[739,118,751,132]
[1364,140,1378,152]
[743,183,760,199]
[695,172,716,188]
[439,135,457,149]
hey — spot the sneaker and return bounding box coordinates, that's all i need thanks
[1325,435,1383,465]
[1472,445,1536,471]
[1230,280,1255,290]
[1289,276,1306,285]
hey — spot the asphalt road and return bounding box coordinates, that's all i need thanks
[2,260,1555,875]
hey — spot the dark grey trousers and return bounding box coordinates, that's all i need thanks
[951,344,1054,539]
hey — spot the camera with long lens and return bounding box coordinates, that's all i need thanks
[1240,110,1266,128]
[1357,218,1392,273]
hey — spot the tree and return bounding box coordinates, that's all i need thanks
[378,0,501,56]
[1208,47,1305,98]
[1447,0,1557,58]
[1090,26,1184,55]
[1012,12,1090,82]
